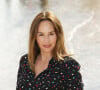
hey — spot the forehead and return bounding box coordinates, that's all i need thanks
[37,31,55,33]
[37,20,55,33]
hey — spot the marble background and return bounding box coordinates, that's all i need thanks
[0,0,100,90]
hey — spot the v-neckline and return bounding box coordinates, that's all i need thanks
[34,57,53,80]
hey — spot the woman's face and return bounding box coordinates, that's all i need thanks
[36,20,57,53]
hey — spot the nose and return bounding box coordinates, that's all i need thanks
[44,36,50,42]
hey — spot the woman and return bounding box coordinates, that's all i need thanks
[16,11,84,90]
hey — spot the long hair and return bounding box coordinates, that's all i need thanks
[28,11,73,72]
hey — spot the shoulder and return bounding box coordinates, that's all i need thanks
[62,56,81,71]
[21,53,28,59]
[61,56,84,89]
[19,53,28,65]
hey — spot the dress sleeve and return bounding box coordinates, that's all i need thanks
[16,56,26,90]
[63,57,84,90]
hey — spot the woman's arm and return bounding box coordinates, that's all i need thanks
[16,56,26,90]
[63,57,84,90]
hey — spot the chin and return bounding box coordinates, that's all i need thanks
[40,46,54,52]
[42,48,53,53]
[44,50,52,52]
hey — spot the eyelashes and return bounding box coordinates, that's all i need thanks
[39,34,54,36]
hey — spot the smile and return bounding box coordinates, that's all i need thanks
[43,45,51,48]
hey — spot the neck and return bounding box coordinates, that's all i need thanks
[38,52,52,62]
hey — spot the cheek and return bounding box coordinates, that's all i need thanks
[53,38,57,43]
[51,36,57,45]
[37,39,44,46]
[36,38,42,46]
[53,35,57,41]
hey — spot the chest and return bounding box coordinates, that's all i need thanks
[34,65,63,89]
[34,61,49,78]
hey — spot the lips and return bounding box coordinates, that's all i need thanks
[43,45,51,48]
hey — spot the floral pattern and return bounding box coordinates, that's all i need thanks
[16,54,84,90]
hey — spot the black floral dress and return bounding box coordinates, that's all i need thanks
[16,54,84,90]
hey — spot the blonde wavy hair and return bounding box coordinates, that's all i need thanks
[28,11,73,72]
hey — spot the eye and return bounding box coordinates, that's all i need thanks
[39,34,43,36]
[49,33,54,35]
[38,33,55,36]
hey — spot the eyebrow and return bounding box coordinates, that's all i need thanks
[37,31,55,33]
